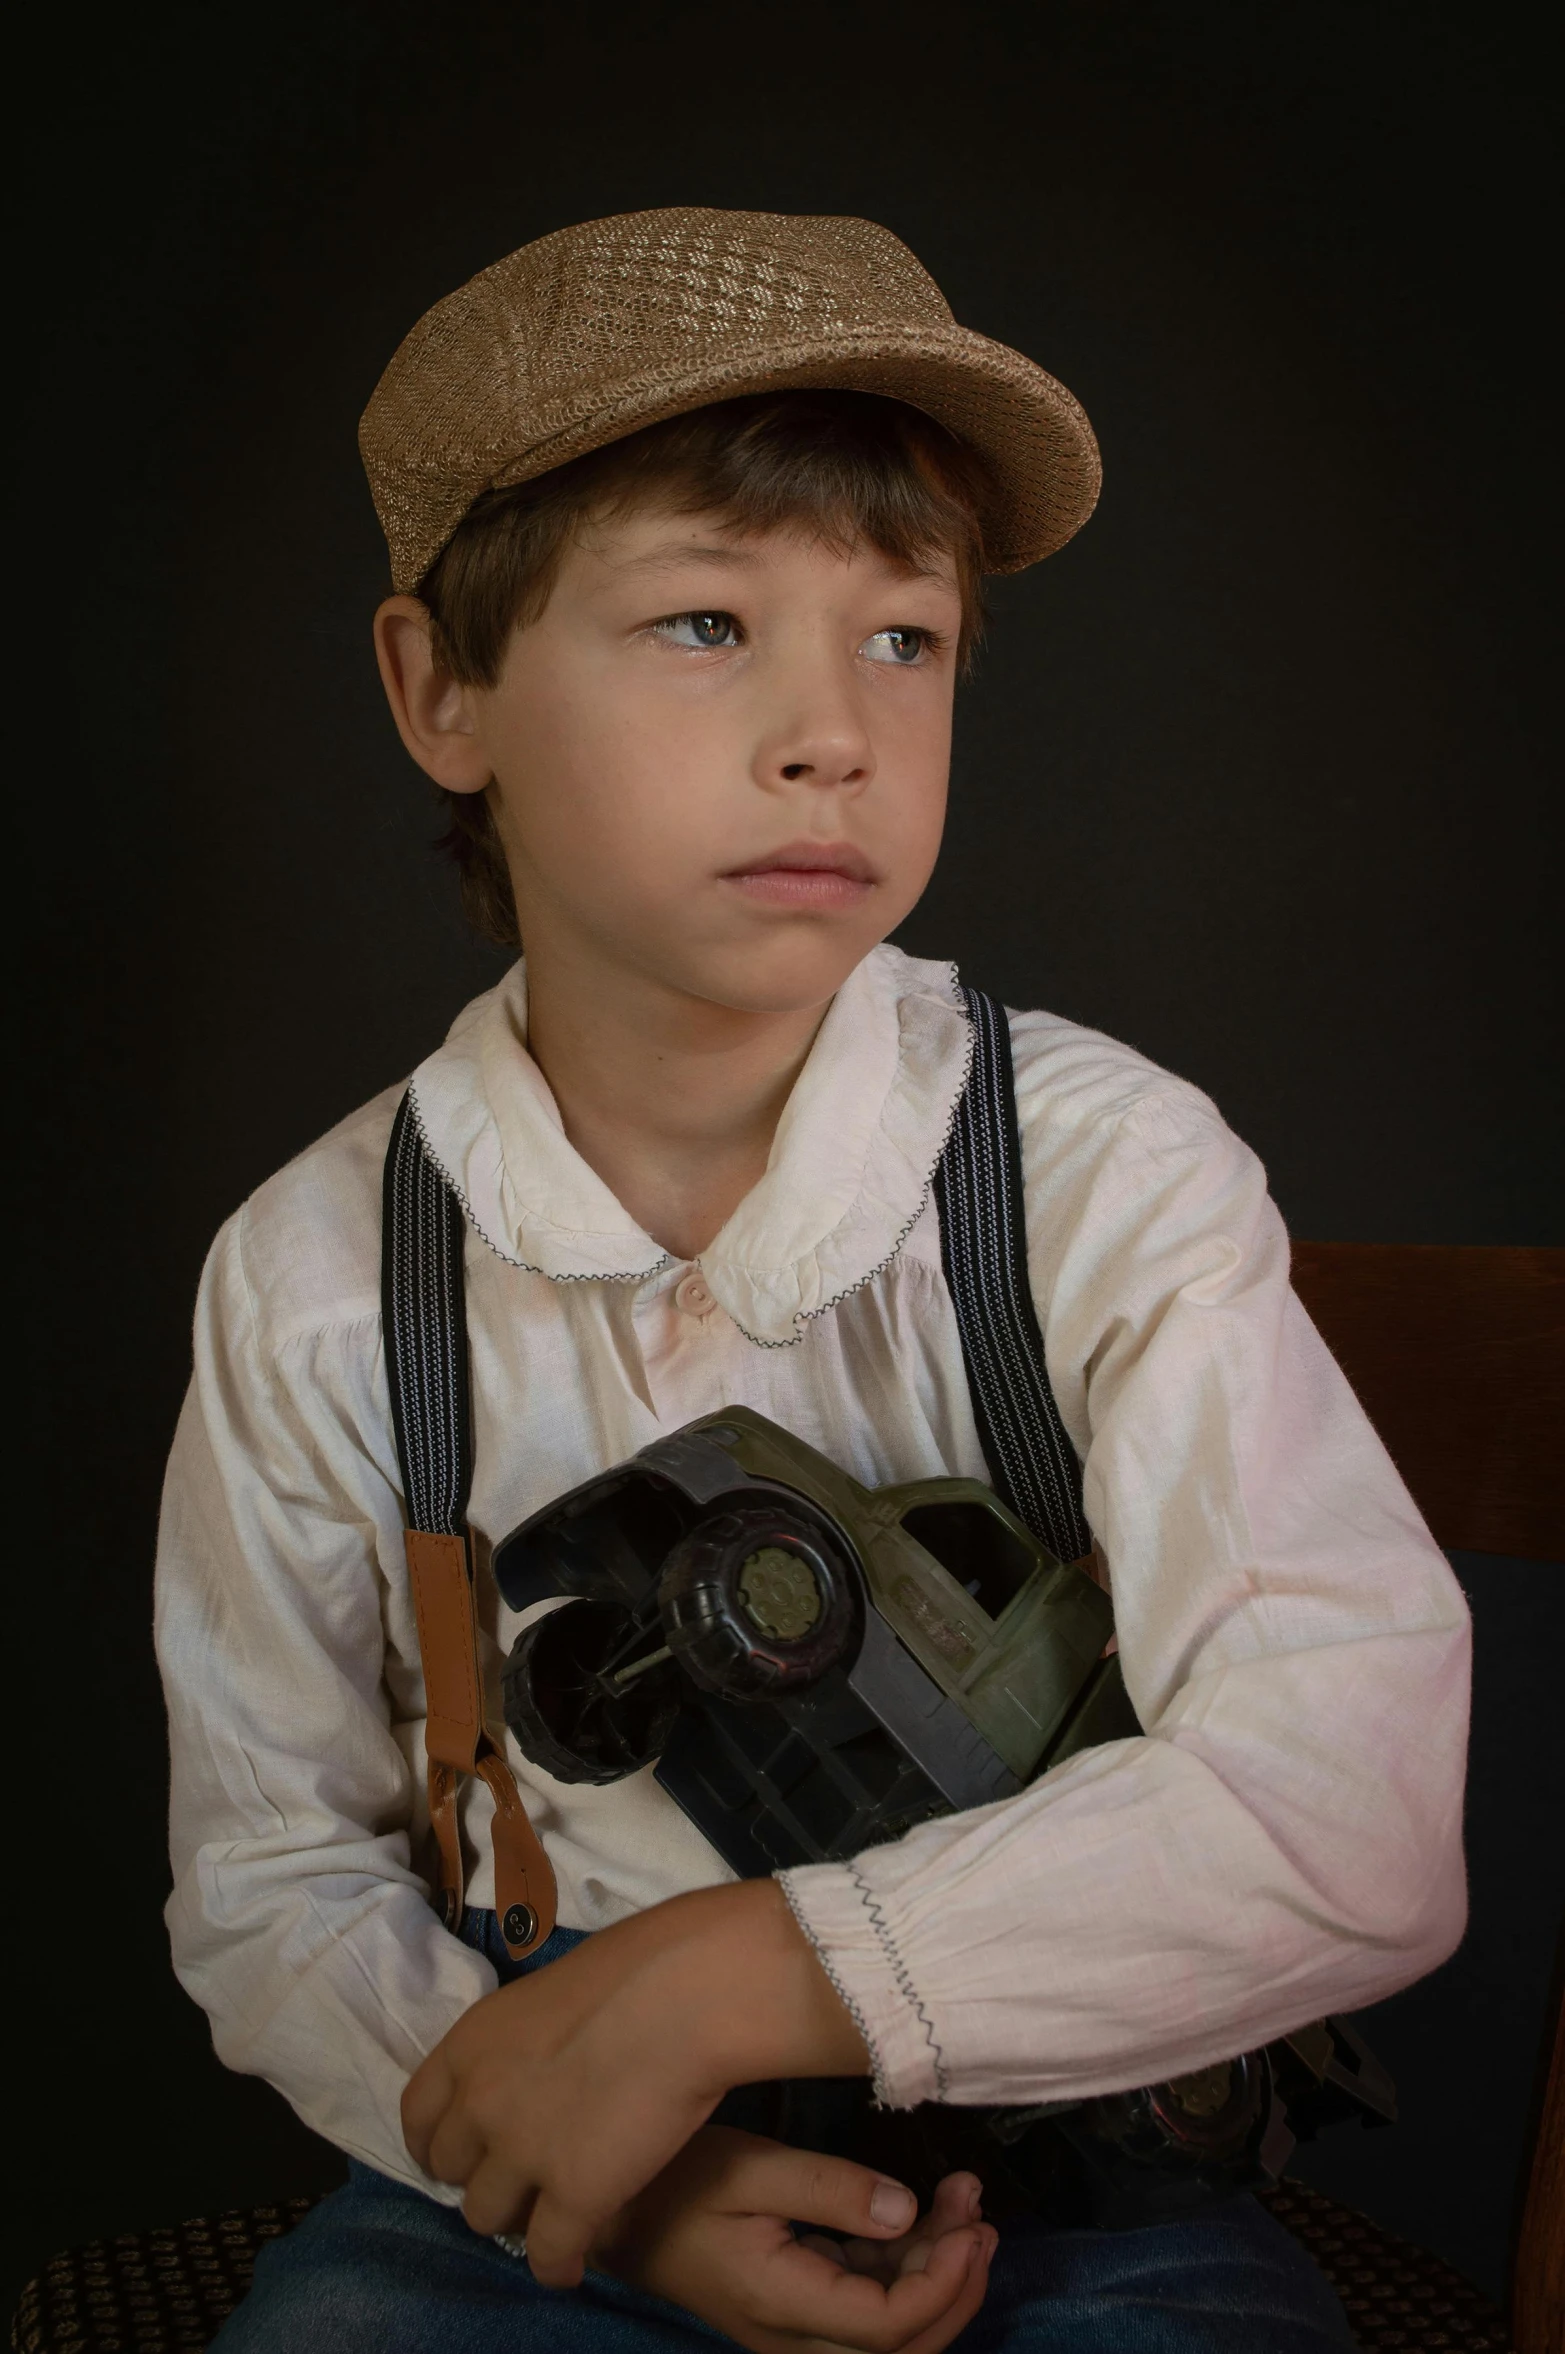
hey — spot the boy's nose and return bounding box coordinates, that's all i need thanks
[776,751,871,787]
[755,690,876,795]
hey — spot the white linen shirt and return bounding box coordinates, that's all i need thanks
[156,945,1470,2200]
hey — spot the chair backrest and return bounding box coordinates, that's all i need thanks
[1290,1243,1564,2354]
[1290,1244,1564,1560]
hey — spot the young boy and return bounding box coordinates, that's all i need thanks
[156,207,1470,2353]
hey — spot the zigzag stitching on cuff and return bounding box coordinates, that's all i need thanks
[774,1873,893,2107]
[843,1864,950,2104]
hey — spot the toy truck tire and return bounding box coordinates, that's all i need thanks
[657,1501,860,1698]
[502,1597,679,1784]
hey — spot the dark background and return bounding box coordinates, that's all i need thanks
[13,0,1560,2320]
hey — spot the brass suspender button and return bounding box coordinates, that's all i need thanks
[502,1903,539,1949]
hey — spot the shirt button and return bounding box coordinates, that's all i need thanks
[674,1272,716,1320]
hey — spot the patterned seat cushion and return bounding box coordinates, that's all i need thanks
[1257,2184,1515,2352]
[10,2200,317,2353]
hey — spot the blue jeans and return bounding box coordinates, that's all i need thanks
[213,1912,1354,2352]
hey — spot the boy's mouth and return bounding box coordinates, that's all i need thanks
[722,841,878,909]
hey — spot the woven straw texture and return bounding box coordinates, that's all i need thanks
[359,206,1102,589]
[10,2184,1515,2352]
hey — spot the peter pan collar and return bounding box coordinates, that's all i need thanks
[407,944,974,1347]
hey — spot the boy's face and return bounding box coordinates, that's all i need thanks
[385,505,960,1016]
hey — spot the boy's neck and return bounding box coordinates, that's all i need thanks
[523,943,833,1263]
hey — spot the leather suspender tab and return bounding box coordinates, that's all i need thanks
[477,1749,558,1958]
[405,1530,483,1771]
[401,1518,558,1954]
[403,1525,559,1958]
[385,1092,557,1963]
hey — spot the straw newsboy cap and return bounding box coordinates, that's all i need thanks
[360,206,1101,592]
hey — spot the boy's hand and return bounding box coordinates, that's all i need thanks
[595,2124,997,2354]
[402,1880,873,2281]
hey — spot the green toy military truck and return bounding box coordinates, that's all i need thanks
[494,1404,1137,1876]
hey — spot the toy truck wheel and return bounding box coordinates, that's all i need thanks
[657,1501,860,1698]
[502,1598,679,1784]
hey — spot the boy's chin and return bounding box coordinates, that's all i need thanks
[676,928,890,1017]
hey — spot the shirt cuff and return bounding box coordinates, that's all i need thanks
[775,1862,949,2109]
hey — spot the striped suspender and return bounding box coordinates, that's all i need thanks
[933,986,1093,1565]
[380,980,1087,1943]
[383,1093,473,1541]
[382,1095,557,1958]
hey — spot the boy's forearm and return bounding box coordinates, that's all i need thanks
[402,1875,873,2269]
[593,1877,871,2091]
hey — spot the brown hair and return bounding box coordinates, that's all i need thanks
[415,389,991,947]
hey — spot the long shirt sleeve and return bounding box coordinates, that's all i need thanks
[777,1026,1470,2107]
[157,948,1470,2176]
[157,1192,498,2198]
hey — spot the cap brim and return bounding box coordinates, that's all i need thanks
[385,323,1100,587]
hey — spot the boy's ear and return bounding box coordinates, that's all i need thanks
[373,596,491,794]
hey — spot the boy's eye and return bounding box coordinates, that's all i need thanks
[860,627,929,665]
[654,611,741,649]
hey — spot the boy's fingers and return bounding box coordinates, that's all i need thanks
[460,2156,540,2247]
[423,2108,487,2190]
[521,2191,606,2288]
[761,2226,991,2350]
[840,2170,984,2284]
[399,2049,455,2169]
[796,2230,851,2269]
[925,2173,984,2232]
[879,2228,997,2354]
[711,2141,919,2240]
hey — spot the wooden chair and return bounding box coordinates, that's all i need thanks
[1289,1245,1563,1566]
[1289,1244,1564,2354]
[13,1245,1563,2354]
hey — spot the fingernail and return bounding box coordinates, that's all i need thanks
[965,2181,982,2220]
[870,2180,917,2230]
